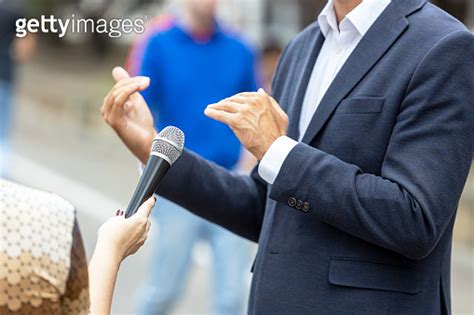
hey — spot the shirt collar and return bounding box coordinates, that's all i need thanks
[318,0,391,37]
[318,1,338,37]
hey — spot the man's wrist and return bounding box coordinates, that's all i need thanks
[137,129,158,164]
[258,136,298,184]
[256,133,288,160]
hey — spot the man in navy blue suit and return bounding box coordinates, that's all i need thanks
[102,0,473,313]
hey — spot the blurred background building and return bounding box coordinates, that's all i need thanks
[4,0,474,314]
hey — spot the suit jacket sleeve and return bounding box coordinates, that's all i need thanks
[269,30,474,260]
[156,149,268,242]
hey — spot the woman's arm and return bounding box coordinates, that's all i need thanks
[88,197,155,314]
[88,243,121,315]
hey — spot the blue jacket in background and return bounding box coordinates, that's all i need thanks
[140,22,258,170]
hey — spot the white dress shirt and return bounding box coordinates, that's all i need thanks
[258,0,391,184]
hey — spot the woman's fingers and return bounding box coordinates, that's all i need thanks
[135,197,156,219]
[146,220,152,233]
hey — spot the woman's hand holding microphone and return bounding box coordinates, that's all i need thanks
[96,196,155,261]
[89,197,156,315]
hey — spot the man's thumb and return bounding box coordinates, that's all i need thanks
[112,66,131,82]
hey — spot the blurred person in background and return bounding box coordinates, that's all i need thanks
[126,13,175,77]
[126,0,258,314]
[0,0,36,179]
[0,178,155,315]
[261,41,283,93]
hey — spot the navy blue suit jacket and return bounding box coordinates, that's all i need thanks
[156,1,474,313]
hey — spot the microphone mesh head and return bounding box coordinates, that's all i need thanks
[151,126,185,165]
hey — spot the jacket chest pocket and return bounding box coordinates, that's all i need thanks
[320,97,389,172]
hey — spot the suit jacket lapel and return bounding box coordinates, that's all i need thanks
[286,30,325,140]
[301,2,409,144]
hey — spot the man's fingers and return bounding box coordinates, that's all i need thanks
[102,72,149,126]
[103,90,118,122]
[113,92,138,112]
[269,96,287,118]
[112,66,131,82]
[207,101,242,113]
[261,89,283,115]
[106,82,145,119]
[257,88,287,118]
[236,92,259,98]
[204,107,237,125]
[124,101,133,112]
[226,95,259,105]
[112,82,142,104]
[113,77,150,90]
[257,88,273,107]
[101,90,112,116]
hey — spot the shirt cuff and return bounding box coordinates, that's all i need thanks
[258,136,298,184]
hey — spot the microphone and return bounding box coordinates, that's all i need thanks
[125,126,185,218]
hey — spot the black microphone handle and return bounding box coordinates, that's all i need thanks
[124,156,170,218]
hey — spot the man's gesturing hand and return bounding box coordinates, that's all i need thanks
[205,89,288,160]
[101,67,157,164]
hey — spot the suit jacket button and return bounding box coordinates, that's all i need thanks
[296,200,303,210]
[288,197,297,207]
[302,202,310,212]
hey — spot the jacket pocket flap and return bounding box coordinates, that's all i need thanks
[336,97,385,114]
[328,258,420,294]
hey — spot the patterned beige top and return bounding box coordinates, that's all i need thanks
[0,179,89,314]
